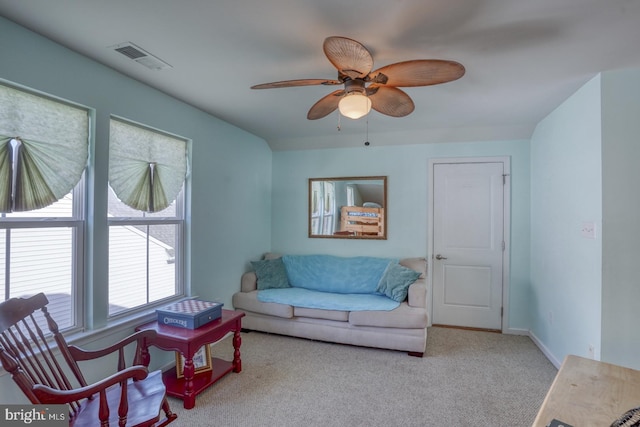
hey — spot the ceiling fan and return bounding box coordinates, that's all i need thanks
[251,36,465,120]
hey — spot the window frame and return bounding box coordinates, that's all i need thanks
[0,79,89,334]
[107,189,186,318]
[106,117,188,319]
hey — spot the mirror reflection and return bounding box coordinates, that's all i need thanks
[308,176,387,239]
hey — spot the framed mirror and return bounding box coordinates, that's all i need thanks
[308,176,387,239]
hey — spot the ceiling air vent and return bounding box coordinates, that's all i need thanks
[111,42,172,70]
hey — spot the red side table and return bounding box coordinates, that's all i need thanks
[137,309,245,409]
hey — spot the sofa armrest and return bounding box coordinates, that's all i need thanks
[407,278,427,308]
[241,271,258,292]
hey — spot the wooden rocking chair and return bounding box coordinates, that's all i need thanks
[0,293,177,427]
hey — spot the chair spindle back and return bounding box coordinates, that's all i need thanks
[0,293,87,414]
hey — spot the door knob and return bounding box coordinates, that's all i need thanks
[435,254,448,260]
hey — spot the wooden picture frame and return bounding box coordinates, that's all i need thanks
[175,345,212,378]
[308,176,387,240]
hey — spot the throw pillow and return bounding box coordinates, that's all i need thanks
[376,262,421,302]
[251,258,290,290]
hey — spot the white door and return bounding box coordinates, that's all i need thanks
[431,161,506,330]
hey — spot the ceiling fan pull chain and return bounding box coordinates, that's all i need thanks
[364,118,370,147]
[337,111,341,131]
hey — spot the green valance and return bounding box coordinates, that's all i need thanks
[109,119,187,213]
[0,85,89,212]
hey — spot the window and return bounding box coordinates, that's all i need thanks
[0,82,190,334]
[310,181,335,235]
[0,191,84,331]
[346,185,355,206]
[108,118,187,316]
[0,82,88,331]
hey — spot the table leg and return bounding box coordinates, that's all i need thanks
[182,354,196,409]
[232,327,242,373]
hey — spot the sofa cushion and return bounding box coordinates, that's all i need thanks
[281,254,394,294]
[293,307,349,321]
[251,258,290,290]
[399,258,426,279]
[407,280,427,308]
[257,288,400,311]
[232,291,293,318]
[349,302,428,329]
[375,262,422,302]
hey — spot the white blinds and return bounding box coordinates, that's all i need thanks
[109,119,187,212]
[0,84,89,212]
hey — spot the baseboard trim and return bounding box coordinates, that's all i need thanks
[431,324,501,333]
[528,330,561,369]
[503,327,529,336]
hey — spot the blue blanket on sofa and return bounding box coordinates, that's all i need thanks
[282,254,394,294]
[256,254,401,311]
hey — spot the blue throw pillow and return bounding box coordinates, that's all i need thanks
[375,262,421,302]
[251,258,290,290]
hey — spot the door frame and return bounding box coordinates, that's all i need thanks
[427,156,511,333]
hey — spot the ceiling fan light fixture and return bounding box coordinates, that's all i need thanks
[338,92,372,119]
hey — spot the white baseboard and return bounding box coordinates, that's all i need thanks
[528,330,561,369]
[503,327,529,336]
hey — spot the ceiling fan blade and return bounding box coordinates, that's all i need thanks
[251,79,341,89]
[307,89,344,120]
[323,36,374,80]
[367,86,415,117]
[370,60,465,87]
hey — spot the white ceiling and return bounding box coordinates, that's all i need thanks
[1,1,640,150]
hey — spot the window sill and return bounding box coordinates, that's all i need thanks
[65,296,201,348]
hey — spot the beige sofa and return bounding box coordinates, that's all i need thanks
[232,255,428,356]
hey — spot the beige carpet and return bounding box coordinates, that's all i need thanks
[167,326,557,426]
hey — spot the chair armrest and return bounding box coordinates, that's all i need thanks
[67,330,157,362]
[32,365,149,404]
[407,279,427,308]
[241,271,258,292]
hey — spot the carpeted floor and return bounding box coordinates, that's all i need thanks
[167,326,557,426]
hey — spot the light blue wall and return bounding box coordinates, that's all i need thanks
[529,75,603,366]
[271,137,531,330]
[0,17,271,401]
[4,9,639,406]
[0,16,271,308]
[601,68,640,370]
